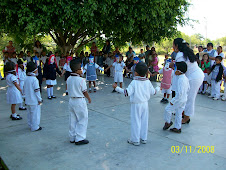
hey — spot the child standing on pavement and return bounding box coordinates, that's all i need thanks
[67,59,91,145]
[113,62,158,146]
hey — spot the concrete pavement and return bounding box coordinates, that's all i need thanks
[0,75,226,170]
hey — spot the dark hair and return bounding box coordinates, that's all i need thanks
[218,46,222,50]
[70,59,81,72]
[198,46,203,49]
[206,67,211,71]
[5,61,15,72]
[176,61,187,73]
[34,40,42,48]
[35,52,39,55]
[4,52,9,54]
[27,61,37,73]
[17,59,23,65]
[202,53,209,61]
[12,52,16,55]
[129,47,132,50]
[135,61,148,77]
[27,51,30,53]
[173,38,196,63]
[216,56,222,61]
[207,43,213,48]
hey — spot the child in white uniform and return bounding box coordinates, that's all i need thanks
[105,54,129,92]
[67,59,91,145]
[113,62,158,146]
[61,56,73,95]
[17,59,27,110]
[24,62,43,131]
[5,62,23,120]
[163,61,190,133]
[222,69,226,101]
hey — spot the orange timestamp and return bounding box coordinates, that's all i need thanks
[171,145,215,153]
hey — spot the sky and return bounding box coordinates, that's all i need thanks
[178,0,226,40]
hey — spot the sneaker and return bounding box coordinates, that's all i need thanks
[19,107,27,110]
[213,97,219,100]
[48,96,52,100]
[75,139,89,145]
[127,139,140,146]
[160,98,165,103]
[140,139,147,144]
[163,121,173,130]
[51,96,56,98]
[112,89,117,93]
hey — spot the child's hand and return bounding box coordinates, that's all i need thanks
[38,101,42,105]
[170,102,173,105]
[112,83,117,89]
[88,98,91,103]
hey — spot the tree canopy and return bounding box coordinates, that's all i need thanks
[1,0,189,53]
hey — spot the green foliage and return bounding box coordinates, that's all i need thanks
[1,0,189,52]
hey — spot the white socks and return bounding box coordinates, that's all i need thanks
[19,103,23,108]
[50,87,53,96]
[47,88,50,97]
[12,113,17,118]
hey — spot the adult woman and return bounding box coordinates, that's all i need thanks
[102,40,111,54]
[3,41,16,57]
[173,38,204,123]
[33,40,43,56]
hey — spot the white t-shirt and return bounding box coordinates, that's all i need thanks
[17,68,26,81]
[33,47,43,55]
[24,76,42,105]
[41,56,47,64]
[218,52,225,66]
[116,76,155,103]
[63,63,72,72]
[112,62,125,72]
[67,74,87,98]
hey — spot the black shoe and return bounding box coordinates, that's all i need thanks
[170,128,181,133]
[51,96,56,98]
[48,96,52,100]
[75,139,89,145]
[163,99,169,104]
[1,78,4,80]
[66,92,68,95]
[35,127,42,131]
[182,119,190,124]
[11,115,22,120]
[19,107,27,110]
[163,121,173,130]
[112,89,117,93]
[160,98,165,103]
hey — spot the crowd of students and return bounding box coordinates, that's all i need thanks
[1,38,225,146]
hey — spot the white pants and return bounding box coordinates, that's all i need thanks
[130,102,149,143]
[69,98,88,142]
[19,81,25,108]
[164,103,185,130]
[114,72,123,83]
[27,105,41,131]
[184,70,204,117]
[211,80,221,99]
[161,88,172,94]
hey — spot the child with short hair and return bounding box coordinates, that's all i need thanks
[208,56,224,100]
[32,52,43,93]
[198,54,210,94]
[105,54,129,92]
[113,62,158,146]
[17,59,27,110]
[83,55,104,93]
[5,61,23,120]
[130,56,140,78]
[24,61,42,131]
[163,61,190,133]
[205,67,212,95]
[67,59,91,145]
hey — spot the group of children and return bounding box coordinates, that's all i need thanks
[3,43,226,146]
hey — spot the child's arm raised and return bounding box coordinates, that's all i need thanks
[113,81,135,97]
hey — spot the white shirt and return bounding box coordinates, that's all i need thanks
[170,74,190,106]
[116,76,156,103]
[206,49,218,66]
[17,68,26,81]
[56,56,60,66]
[41,56,47,64]
[112,62,125,72]
[218,52,225,66]
[33,47,43,55]
[206,73,212,84]
[10,58,17,64]
[63,63,72,72]
[24,76,42,105]
[67,74,87,98]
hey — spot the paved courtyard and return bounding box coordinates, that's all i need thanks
[0,75,225,170]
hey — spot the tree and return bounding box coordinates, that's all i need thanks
[1,0,189,54]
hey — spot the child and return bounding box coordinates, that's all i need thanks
[110,54,115,77]
[104,54,111,77]
[163,61,190,133]
[55,52,60,67]
[41,51,48,65]
[17,59,27,110]
[59,53,66,71]
[151,53,159,73]
[113,62,158,146]
[5,62,23,120]
[10,52,17,64]
[153,59,173,103]
[130,57,140,78]
[105,54,129,92]
[61,55,73,95]
[83,55,104,93]
[198,54,210,94]
[24,61,42,131]
[205,67,212,95]
[26,51,32,62]
[221,69,226,101]
[208,56,224,100]
[32,52,43,93]
[67,59,91,145]
[138,49,145,63]
[43,54,62,99]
